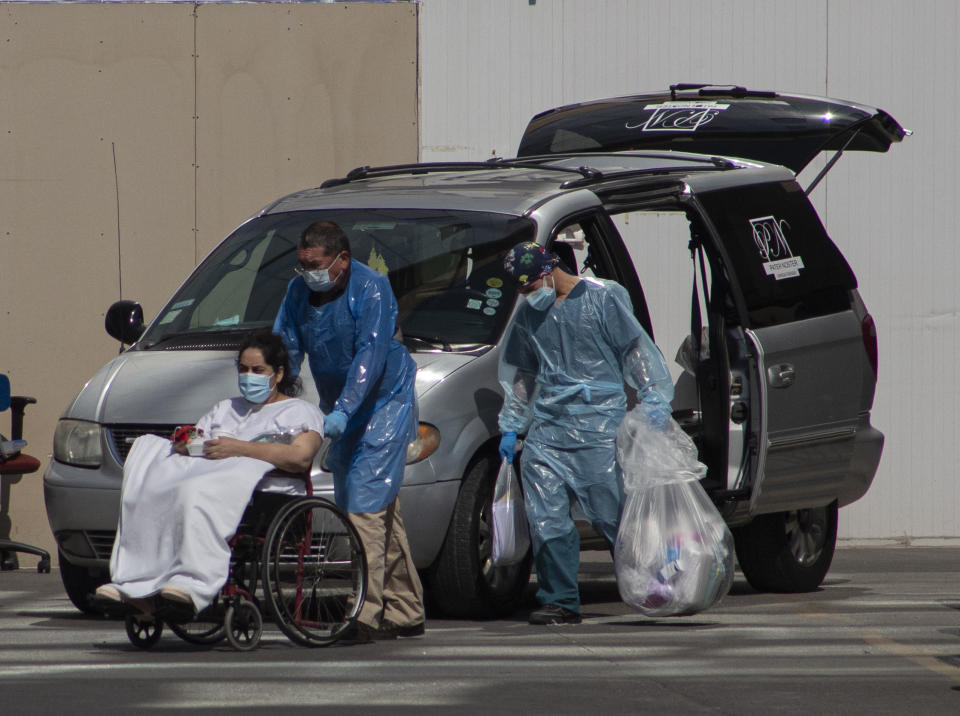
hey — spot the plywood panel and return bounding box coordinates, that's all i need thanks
[0,2,418,560]
[195,2,418,257]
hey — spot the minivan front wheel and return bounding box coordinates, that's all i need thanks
[733,501,838,593]
[58,549,109,614]
[427,453,533,618]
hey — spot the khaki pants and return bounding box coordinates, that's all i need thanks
[348,496,424,629]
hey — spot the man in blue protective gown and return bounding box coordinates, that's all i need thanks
[498,241,675,625]
[274,220,425,643]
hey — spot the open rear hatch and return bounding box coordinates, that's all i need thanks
[518,84,909,189]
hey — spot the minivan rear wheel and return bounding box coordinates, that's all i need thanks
[427,453,532,618]
[58,549,108,614]
[733,501,838,593]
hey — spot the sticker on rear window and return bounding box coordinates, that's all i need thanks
[749,215,805,280]
[467,299,483,310]
[628,101,730,132]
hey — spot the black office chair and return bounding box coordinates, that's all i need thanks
[0,374,51,573]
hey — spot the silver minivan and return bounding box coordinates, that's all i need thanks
[45,85,906,617]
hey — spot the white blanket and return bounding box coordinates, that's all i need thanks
[109,434,277,611]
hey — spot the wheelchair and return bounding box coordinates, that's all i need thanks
[123,474,367,651]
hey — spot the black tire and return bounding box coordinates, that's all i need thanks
[169,601,227,646]
[733,501,838,593]
[58,549,108,615]
[427,454,533,618]
[125,614,163,649]
[261,496,366,647]
[225,599,262,651]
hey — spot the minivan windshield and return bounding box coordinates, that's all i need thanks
[138,209,534,352]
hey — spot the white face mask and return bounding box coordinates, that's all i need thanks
[299,253,344,292]
[302,267,337,292]
[526,275,556,311]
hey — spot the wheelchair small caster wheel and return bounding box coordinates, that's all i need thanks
[225,599,262,651]
[125,613,163,649]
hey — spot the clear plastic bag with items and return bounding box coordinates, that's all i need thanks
[491,458,531,566]
[614,407,734,617]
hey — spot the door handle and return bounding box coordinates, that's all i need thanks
[767,363,795,388]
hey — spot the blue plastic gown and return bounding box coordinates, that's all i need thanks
[498,277,673,610]
[274,259,417,513]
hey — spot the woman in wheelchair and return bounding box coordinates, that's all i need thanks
[94,329,325,619]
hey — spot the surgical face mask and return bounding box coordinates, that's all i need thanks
[526,275,556,311]
[238,372,274,404]
[298,254,343,293]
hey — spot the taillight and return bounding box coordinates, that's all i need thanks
[861,313,878,376]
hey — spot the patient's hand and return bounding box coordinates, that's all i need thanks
[202,437,246,460]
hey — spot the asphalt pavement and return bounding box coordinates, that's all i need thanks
[1,547,959,715]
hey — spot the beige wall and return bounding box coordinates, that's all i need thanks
[0,2,418,564]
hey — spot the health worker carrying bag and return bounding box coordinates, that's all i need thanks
[491,458,531,566]
[614,406,735,617]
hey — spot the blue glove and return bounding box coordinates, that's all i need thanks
[498,431,517,461]
[324,410,349,439]
[642,401,672,430]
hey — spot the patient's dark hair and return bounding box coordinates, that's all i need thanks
[238,329,303,397]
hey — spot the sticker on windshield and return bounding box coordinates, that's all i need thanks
[485,288,502,299]
[158,309,181,325]
[483,307,497,316]
[749,215,804,280]
[171,299,195,310]
[466,299,483,310]
[627,101,730,132]
[486,298,500,308]
[214,315,241,326]
[486,277,504,288]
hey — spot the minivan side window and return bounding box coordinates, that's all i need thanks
[697,181,856,328]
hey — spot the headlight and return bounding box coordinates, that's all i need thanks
[53,419,102,468]
[317,423,441,471]
[406,423,440,464]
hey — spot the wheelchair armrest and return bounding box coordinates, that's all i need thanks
[262,469,314,496]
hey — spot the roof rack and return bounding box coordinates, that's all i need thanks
[319,158,608,189]
[318,153,737,191]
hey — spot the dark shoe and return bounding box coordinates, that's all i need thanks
[157,586,196,623]
[379,620,425,639]
[528,604,581,625]
[338,620,377,645]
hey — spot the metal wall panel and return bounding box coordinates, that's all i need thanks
[420,0,947,540]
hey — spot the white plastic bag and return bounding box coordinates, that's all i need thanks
[614,407,735,617]
[491,458,531,566]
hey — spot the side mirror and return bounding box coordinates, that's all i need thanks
[105,300,146,344]
[0,374,9,412]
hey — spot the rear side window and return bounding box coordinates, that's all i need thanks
[697,181,856,327]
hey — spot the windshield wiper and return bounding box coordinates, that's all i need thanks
[402,333,454,352]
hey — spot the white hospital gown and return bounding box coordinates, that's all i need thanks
[109,396,324,611]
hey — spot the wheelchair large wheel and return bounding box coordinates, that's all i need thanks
[261,496,366,647]
[169,602,226,646]
[125,614,163,649]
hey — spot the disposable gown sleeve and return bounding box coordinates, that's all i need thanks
[600,284,674,420]
[331,274,395,421]
[497,316,539,434]
[272,281,305,380]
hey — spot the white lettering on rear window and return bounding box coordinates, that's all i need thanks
[749,215,805,280]
[627,101,730,132]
